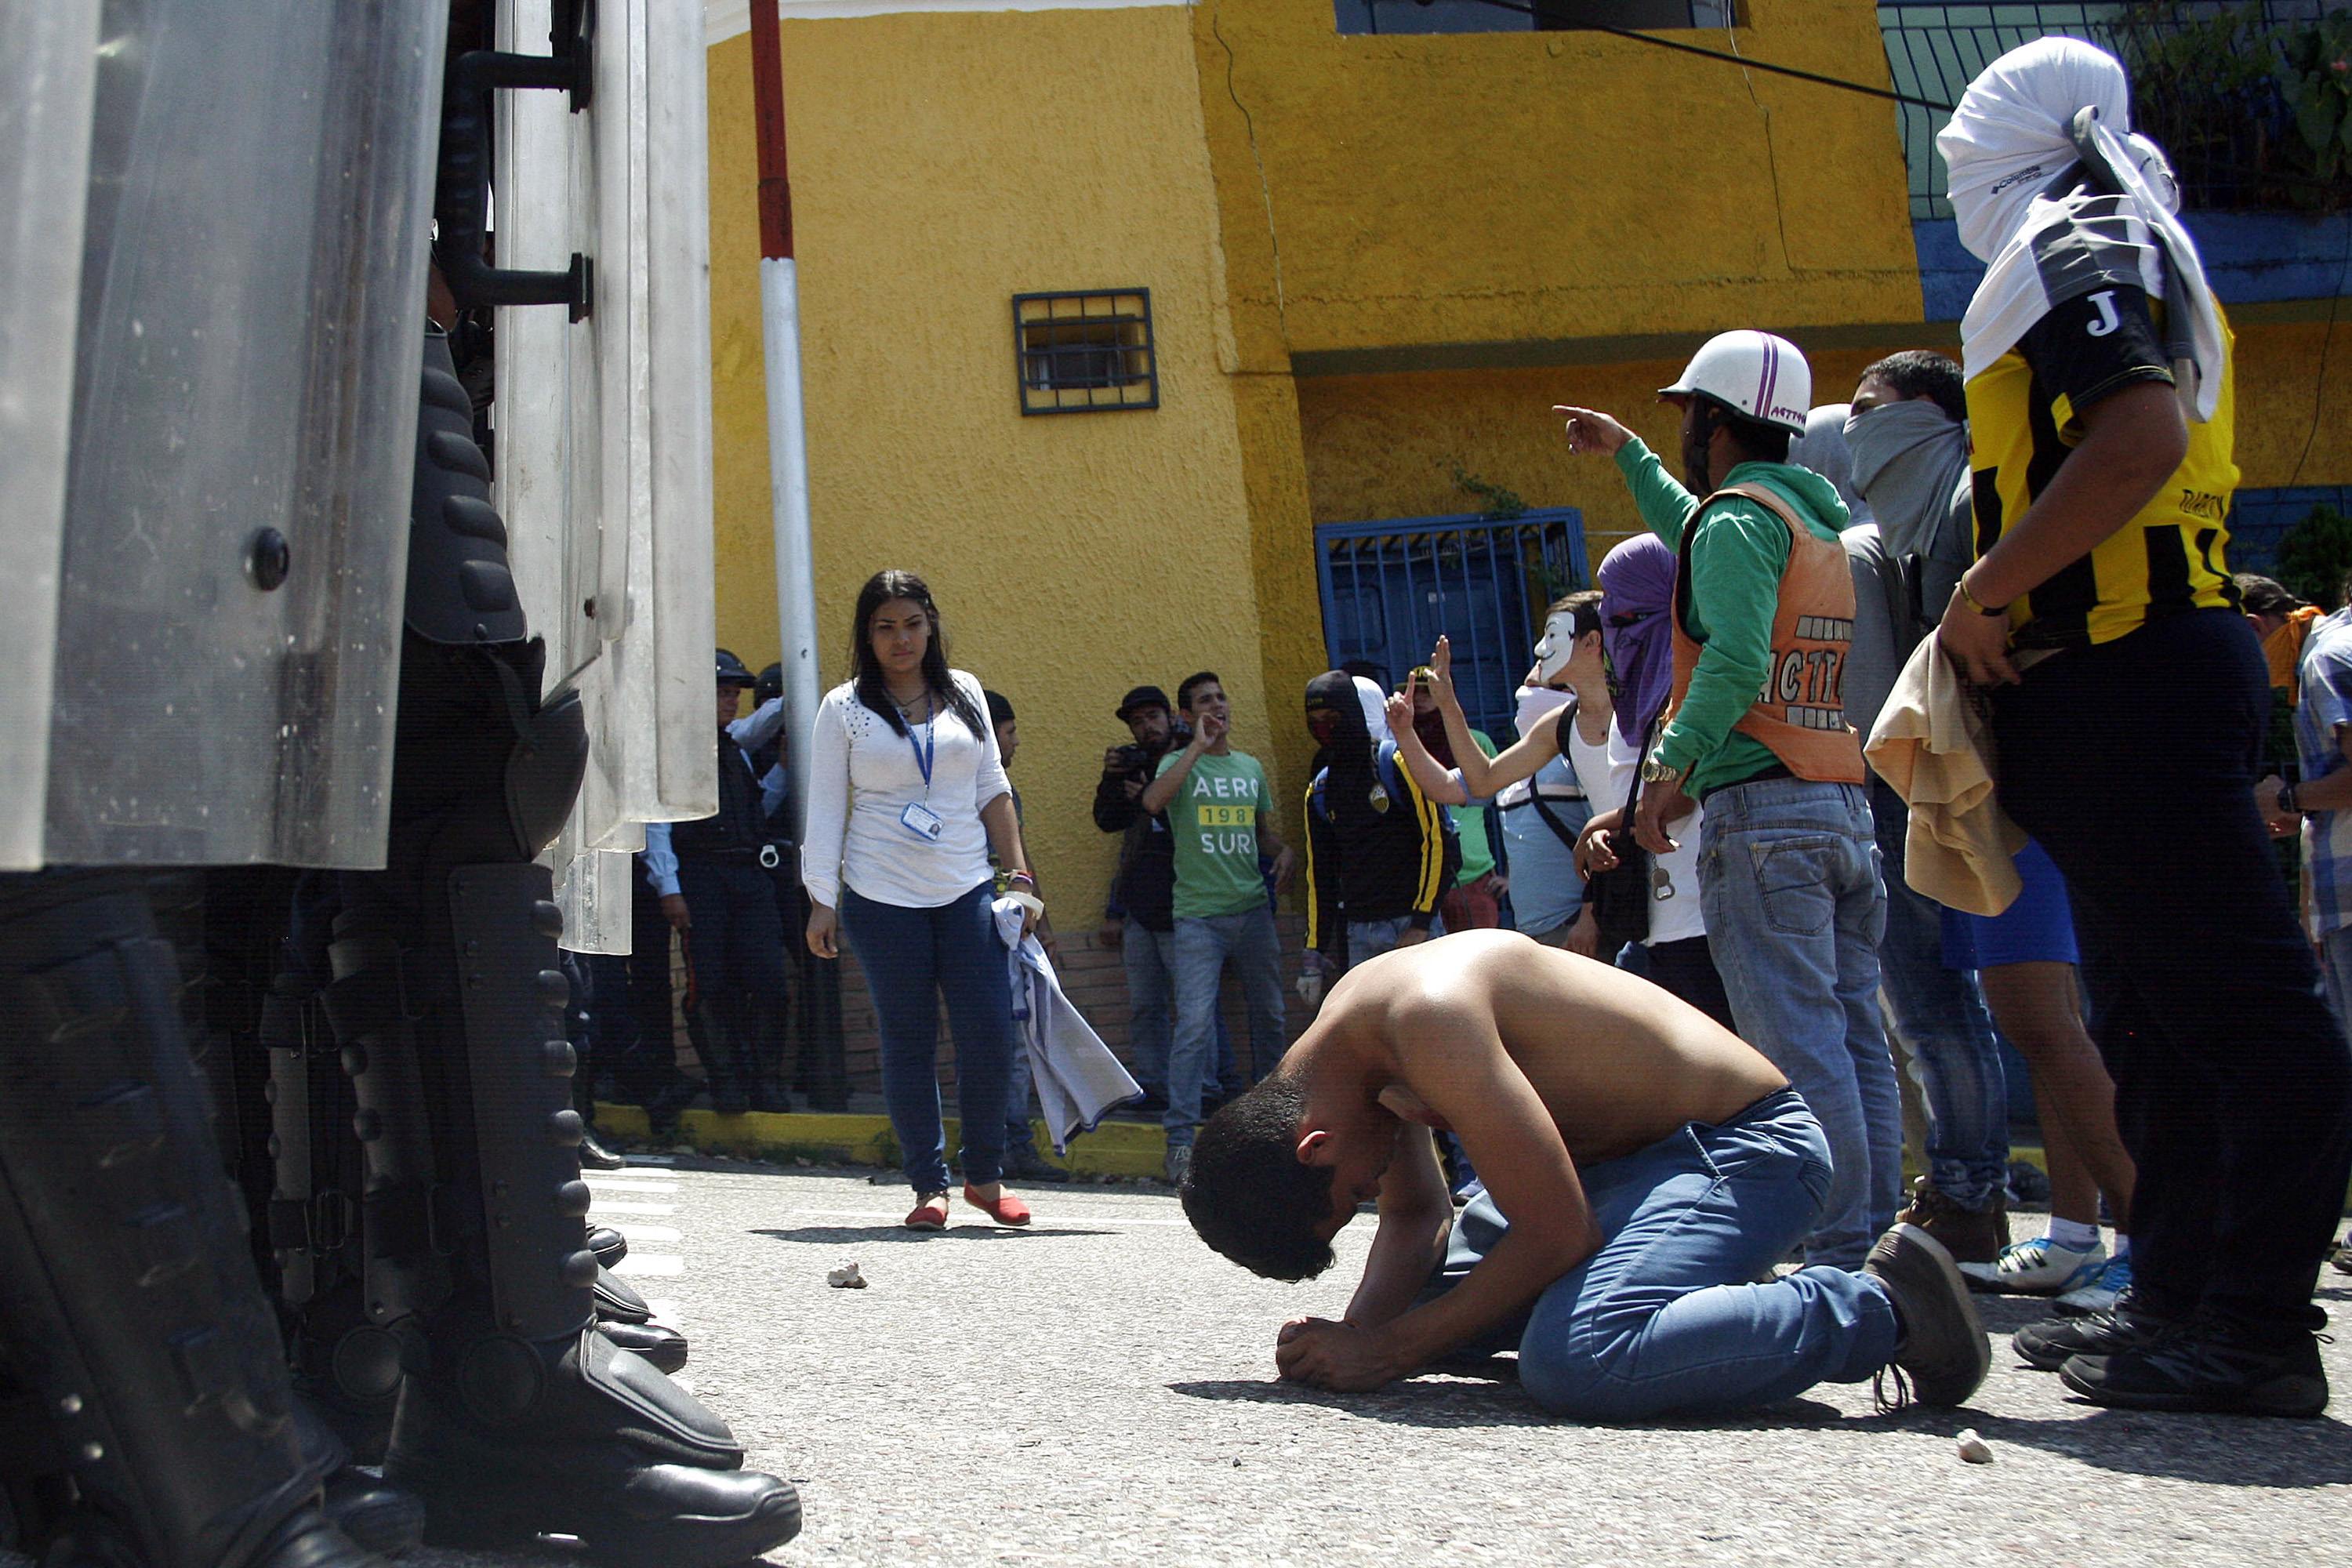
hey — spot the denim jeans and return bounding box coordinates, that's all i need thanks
[1697,776,1901,1269]
[1123,918,1175,1098]
[1167,906,1287,1146]
[1436,1089,1899,1421]
[1991,608,2352,1333]
[1340,914,1445,972]
[1125,919,1233,1101]
[839,882,1014,1194]
[1867,776,2008,1211]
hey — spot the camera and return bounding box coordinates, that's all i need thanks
[1111,743,1152,774]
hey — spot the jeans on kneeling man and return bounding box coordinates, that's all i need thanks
[1431,1091,1900,1421]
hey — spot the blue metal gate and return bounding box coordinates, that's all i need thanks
[1312,510,1589,740]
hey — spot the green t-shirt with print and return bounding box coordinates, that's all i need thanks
[1157,748,1271,920]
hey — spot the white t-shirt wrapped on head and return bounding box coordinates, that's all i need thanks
[800,669,1011,910]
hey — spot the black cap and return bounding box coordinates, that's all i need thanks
[1115,684,1171,720]
[715,648,756,687]
[755,662,783,705]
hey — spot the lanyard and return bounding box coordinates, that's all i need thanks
[900,703,935,795]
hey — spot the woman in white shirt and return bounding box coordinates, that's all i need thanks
[803,571,1043,1230]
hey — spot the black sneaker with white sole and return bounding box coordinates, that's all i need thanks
[1863,1223,1991,1408]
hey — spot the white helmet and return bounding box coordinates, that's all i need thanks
[1657,330,1812,434]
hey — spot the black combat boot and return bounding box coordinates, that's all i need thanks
[295,339,800,1565]
[0,873,380,1568]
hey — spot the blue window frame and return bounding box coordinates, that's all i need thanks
[1313,510,1590,739]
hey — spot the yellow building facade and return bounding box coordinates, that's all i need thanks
[702,0,2350,916]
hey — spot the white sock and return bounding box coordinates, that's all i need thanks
[2047,1217,2101,1253]
[2111,1233,2129,1258]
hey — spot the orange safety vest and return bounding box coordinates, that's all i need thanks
[1664,483,1866,784]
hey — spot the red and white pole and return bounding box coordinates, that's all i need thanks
[750,0,821,840]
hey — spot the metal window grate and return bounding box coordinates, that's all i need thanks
[1878,2,2327,221]
[1013,289,1159,416]
[1314,510,1589,739]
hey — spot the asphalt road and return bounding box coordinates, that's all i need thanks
[13,1158,2350,1566]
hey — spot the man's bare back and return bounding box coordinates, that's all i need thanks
[1309,929,1787,1166]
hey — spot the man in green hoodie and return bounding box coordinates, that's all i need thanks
[1556,331,1899,1272]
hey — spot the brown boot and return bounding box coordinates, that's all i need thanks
[1891,1175,2008,1265]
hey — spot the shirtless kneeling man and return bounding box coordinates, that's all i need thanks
[1179,930,1987,1420]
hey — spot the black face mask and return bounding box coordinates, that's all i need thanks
[1303,672,1370,749]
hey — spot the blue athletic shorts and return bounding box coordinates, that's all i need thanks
[1940,837,2079,970]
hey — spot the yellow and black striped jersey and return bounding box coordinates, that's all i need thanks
[1965,286,2239,649]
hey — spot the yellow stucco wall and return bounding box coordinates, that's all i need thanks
[2234,316,2352,491]
[705,8,1279,918]
[1293,345,1891,575]
[1189,0,1921,365]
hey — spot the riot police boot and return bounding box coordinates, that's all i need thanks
[590,1265,689,1375]
[259,960,405,1468]
[325,873,789,1566]
[319,346,797,1563]
[295,1401,424,1559]
[0,873,383,1568]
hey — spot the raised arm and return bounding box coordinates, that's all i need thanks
[1385,693,1468,805]
[1141,720,1213,815]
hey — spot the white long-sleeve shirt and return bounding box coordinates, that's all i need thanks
[800,670,1011,909]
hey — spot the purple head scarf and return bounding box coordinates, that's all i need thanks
[1596,533,1677,748]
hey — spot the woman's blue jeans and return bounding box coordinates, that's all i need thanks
[1436,1090,1899,1421]
[840,882,1014,1193]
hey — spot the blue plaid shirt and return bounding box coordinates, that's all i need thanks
[2294,608,2352,936]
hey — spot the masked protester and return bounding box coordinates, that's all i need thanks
[1926,38,2350,1416]
[1301,673,1457,985]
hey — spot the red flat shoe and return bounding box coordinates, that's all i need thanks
[904,1191,949,1230]
[962,1184,1031,1227]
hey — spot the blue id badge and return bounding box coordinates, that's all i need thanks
[899,802,945,842]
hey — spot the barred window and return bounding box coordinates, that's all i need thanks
[1013,289,1159,416]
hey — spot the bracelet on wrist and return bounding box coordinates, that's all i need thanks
[1957,576,2008,619]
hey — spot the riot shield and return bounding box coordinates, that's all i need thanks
[495,0,720,952]
[34,0,447,869]
[0,1,99,869]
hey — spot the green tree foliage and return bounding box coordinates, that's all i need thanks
[2273,503,2352,611]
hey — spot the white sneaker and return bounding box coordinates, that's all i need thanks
[2054,1253,2132,1316]
[1955,1234,2105,1294]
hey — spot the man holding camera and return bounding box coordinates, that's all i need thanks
[1095,684,1189,1115]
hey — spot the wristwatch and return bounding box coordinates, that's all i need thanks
[2279,782,2303,816]
[1639,754,1685,788]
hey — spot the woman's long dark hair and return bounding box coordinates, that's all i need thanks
[850,569,985,738]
